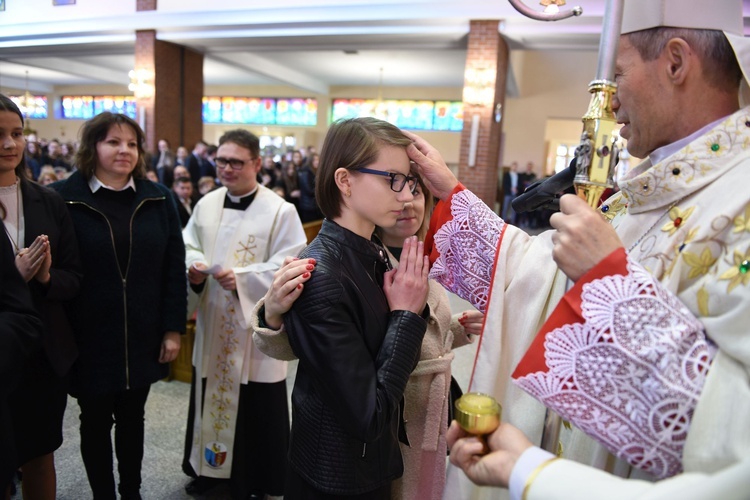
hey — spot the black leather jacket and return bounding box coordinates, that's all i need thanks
[285,219,428,496]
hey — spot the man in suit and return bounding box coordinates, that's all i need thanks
[172,176,194,228]
[187,141,215,188]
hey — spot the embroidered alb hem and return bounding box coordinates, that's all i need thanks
[514,259,716,479]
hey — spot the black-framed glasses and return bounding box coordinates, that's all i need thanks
[215,157,257,170]
[358,168,418,194]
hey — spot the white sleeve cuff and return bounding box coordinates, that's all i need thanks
[509,446,556,500]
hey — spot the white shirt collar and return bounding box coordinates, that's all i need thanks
[226,186,258,203]
[648,116,728,165]
[88,175,137,193]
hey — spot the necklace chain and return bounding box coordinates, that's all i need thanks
[1,179,22,255]
[627,194,690,253]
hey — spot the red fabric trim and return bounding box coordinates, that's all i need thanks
[512,247,629,378]
[424,183,465,265]
[468,219,507,391]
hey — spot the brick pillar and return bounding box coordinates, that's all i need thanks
[134,30,204,154]
[458,20,509,209]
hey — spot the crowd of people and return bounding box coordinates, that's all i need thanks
[2,0,750,498]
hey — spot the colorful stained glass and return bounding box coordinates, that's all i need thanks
[433,101,464,131]
[333,98,462,131]
[277,98,318,126]
[61,95,136,119]
[9,95,48,119]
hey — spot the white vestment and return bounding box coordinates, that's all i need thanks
[183,185,306,478]
[435,108,750,499]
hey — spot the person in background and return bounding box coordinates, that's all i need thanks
[0,93,82,500]
[406,1,750,497]
[181,129,306,499]
[172,176,194,228]
[196,175,216,198]
[252,170,484,499]
[42,140,72,173]
[175,146,189,167]
[151,138,175,187]
[296,152,322,222]
[53,112,186,500]
[501,161,519,223]
[187,141,214,189]
[25,137,43,181]
[259,154,279,189]
[37,170,59,187]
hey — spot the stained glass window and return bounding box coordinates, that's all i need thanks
[331,98,463,131]
[61,95,136,119]
[276,98,317,126]
[9,95,48,119]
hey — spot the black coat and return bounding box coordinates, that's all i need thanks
[53,171,187,397]
[285,220,427,495]
[0,223,43,490]
[21,178,82,376]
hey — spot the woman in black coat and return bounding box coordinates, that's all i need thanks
[53,112,187,500]
[0,94,82,499]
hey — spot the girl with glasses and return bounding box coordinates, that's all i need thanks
[260,118,430,498]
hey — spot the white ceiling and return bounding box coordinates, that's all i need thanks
[0,0,749,95]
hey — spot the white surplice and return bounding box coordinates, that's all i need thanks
[183,185,306,478]
[434,108,750,498]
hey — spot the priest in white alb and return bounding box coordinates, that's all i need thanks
[181,129,306,499]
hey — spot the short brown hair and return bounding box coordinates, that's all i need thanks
[75,112,147,180]
[626,28,742,91]
[218,129,260,158]
[316,118,411,219]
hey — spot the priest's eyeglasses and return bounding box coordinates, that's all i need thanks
[358,168,419,194]
[215,157,257,170]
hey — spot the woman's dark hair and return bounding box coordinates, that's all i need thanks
[0,94,29,181]
[75,112,147,180]
[316,117,412,219]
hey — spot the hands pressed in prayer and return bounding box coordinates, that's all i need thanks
[382,236,429,315]
[15,234,49,282]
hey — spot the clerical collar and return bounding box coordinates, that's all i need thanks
[89,175,136,193]
[224,186,258,210]
[649,115,727,166]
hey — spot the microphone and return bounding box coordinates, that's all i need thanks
[511,159,576,214]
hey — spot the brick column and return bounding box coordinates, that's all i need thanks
[134,30,204,153]
[458,20,509,209]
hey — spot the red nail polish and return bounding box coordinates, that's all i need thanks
[297,284,303,290]
[306,264,314,270]
[302,272,310,278]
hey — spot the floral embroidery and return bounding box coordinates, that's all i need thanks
[718,246,750,292]
[732,203,750,234]
[601,194,628,222]
[661,206,695,236]
[514,260,716,479]
[682,247,717,280]
[429,189,503,313]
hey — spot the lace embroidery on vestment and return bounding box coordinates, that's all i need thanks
[514,260,716,479]
[428,189,504,313]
